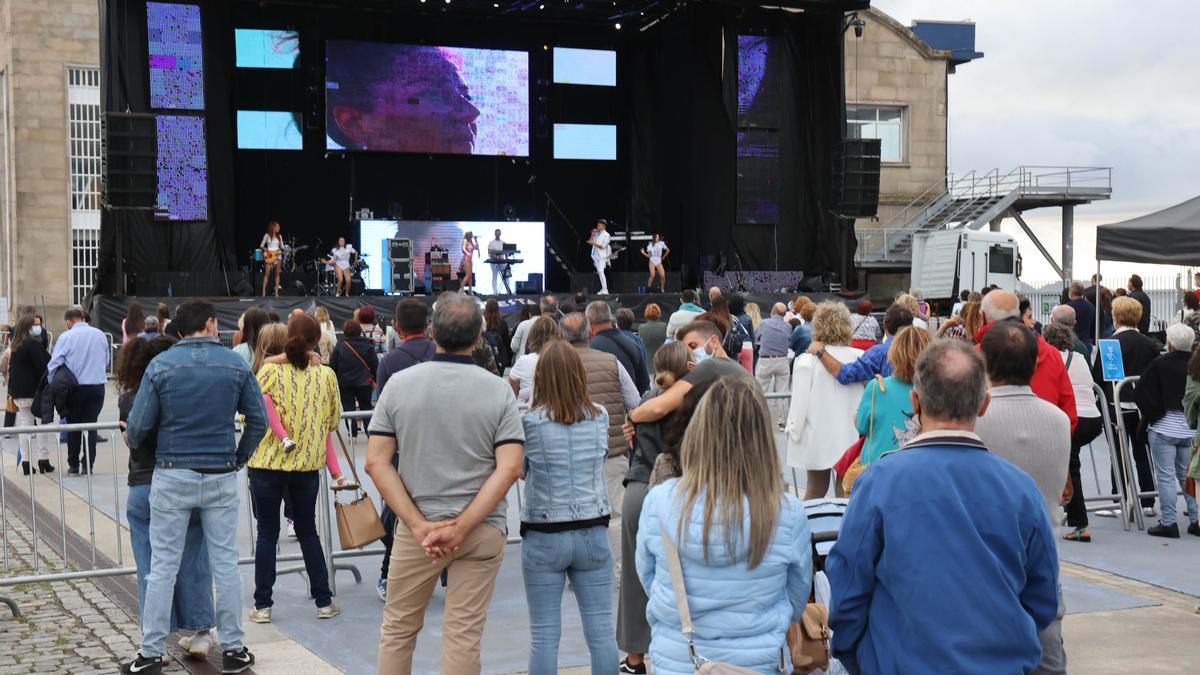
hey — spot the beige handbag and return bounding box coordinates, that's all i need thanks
[661,524,781,674]
[786,603,832,673]
[332,430,386,550]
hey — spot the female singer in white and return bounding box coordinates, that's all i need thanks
[641,233,670,294]
[459,231,479,294]
[323,237,356,297]
[260,220,284,297]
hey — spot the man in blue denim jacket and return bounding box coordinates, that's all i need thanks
[121,299,267,675]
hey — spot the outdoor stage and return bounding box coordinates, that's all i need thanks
[90,291,855,337]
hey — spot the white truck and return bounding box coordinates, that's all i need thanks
[910,229,1021,300]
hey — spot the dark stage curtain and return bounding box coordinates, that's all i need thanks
[96,0,237,298]
[630,7,851,284]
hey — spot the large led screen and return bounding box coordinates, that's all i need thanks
[554,124,616,160]
[325,41,528,156]
[358,220,544,293]
[147,2,204,110]
[237,110,302,150]
[553,47,616,86]
[235,29,299,69]
[156,115,208,221]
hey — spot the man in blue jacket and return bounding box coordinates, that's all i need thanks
[826,339,1059,674]
[121,299,267,675]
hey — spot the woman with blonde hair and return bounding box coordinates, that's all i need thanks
[251,323,289,374]
[849,326,931,485]
[618,342,694,671]
[744,302,763,334]
[314,306,336,363]
[895,293,927,330]
[786,301,865,498]
[459,230,479,294]
[520,341,617,672]
[939,300,981,342]
[637,378,812,674]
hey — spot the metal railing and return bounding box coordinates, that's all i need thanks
[1111,376,1162,531]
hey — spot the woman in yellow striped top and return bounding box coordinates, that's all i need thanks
[246,313,343,623]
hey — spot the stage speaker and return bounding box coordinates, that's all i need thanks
[391,260,414,293]
[836,138,881,218]
[388,238,413,260]
[104,112,157,209]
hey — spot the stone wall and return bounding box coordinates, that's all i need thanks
[0,0,99,320]
[845,8,949,235]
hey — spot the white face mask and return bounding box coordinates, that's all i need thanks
[31,326,43,337]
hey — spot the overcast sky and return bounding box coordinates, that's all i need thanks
[872,0,1200,285]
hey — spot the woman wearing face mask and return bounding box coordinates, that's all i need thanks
[7,315,53,475]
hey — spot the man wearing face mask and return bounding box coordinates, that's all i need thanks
[628,320,754,425]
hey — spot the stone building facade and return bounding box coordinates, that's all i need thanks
[844,8,952,246]
[0,0,101,325]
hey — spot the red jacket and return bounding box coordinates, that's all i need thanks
[976,321,1078,433]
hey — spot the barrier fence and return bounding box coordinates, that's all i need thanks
[0,383,1154,615]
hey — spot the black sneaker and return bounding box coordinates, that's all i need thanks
[1188,522,1200,537]
[120,653,162,675]
[620,658,647,674]
[222,647,255,674]
[1147,522,1180,539]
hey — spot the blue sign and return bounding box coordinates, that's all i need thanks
[1098,339,1126,382]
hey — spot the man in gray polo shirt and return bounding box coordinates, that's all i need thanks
[366,293,524,673]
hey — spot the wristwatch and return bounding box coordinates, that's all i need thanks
[813,348,826,359]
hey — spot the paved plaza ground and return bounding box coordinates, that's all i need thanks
[1,384,1197,673]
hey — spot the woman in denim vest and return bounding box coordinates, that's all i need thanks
[520,341,618,674]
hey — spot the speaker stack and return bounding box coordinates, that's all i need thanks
[104,112,157,209]
[835,138,882,218]
[388,237,414,294]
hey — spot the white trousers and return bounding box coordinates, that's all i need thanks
[594,259,608,293]
[13,398,50,460]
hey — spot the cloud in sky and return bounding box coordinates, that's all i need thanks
[871,0,1200,281]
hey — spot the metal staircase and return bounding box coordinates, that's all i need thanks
[856,166,1112,266]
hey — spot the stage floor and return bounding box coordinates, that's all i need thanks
[93,290,855,336]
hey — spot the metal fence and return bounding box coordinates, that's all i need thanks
[1022,275,1188,333]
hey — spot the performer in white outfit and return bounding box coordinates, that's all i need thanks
[641,233,670,294]
[259,220,283,297]
[587,219,612,295]
[487,228,512,295]
[322,237,356,297]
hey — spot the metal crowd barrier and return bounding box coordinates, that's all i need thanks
[1110,376,1161,531]
[0,410,524,611]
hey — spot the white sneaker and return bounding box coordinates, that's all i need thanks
[1094,508,1119,518]
[376,578,387,602]
[1143,506,1158,518]
[248,607,272,624]
[178,632,213,659]
[316,603,341,619]
[286,518,296,538]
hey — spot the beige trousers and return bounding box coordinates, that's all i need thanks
[376,522,506,674]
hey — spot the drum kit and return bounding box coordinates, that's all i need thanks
[251,238,371,296]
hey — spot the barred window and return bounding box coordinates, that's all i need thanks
[68,65,101,304]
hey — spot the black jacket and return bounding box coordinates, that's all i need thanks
[33,366,77,424]
[1134,350,1190,427]
[119,390,156,487]
[591,328,650,394]
[8,338,50,398]
[329,335,379,390]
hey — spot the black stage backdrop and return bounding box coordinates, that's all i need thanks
[97,1,853,299]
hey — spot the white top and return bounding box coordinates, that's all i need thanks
[1149,410,1193,439]
[912,316,929,330]
[508,352,539,405]
[510,317,536,358]
[488,239,505,256]
[591,230,611,262]
[260,234,281,251]
[331,245,355,270]
[647,241,666,264]
[1059,349,1100,419]
[785,345,865,470]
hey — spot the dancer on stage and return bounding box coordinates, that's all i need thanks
[487,229,512,295]
[323,237,356,297]
[587,219,612,296]
[642,233,670,294]
[459,230,479,294]
[260,221,284,297]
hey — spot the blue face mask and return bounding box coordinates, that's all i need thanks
[31,326,42,337]
[692,343,712,365]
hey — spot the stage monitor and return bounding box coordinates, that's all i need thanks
[552,47,616,87]
[235,29,299,69]
[358,220,544,294]
[325,41,529,157]
[237,110,302,150]
[553,124,616,161]
[147,2,204,110]
[155,115,208,221]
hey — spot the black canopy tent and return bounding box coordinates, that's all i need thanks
[1095,195,1200,265]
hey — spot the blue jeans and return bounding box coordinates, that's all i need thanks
[1148,431,1199,526]
[127,483,214,632]
[141,469,244,658]
[248,469,331,609]
[521,527,618,675]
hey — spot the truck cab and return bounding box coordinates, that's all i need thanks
[910,229,1021,301]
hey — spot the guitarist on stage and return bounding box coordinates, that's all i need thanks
[587,219,612,295]
[260,220,284,297]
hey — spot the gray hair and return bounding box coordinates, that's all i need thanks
[431,292,483,352]
[559,312,590,345]
[1166,324,1195,352]
[1041,322,1075,352]
[585,301,613,327]
[908,287,924,301]
[913,339,988,425]
[980,290,1020,322]
[144,316,160,332]
[1049,304,1076,326]
[539,294,558,315]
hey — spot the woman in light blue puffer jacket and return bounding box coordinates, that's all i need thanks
[636,377,812,675]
